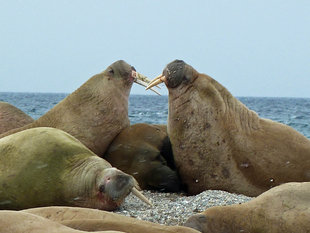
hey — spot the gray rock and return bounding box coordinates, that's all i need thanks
[114,190,252,226]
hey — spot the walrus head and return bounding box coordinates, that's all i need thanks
[67,155,152,211]
[105,60,160,95]
[94,168,152,210]
[146,60,199,90]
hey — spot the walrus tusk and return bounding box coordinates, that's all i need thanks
[135,79,161,96]
[145,74,166,90]
[131,187,153,207]
[133,71,161,89]
[132,71,161,95]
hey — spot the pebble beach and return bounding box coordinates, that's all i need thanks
[114,190,253,226]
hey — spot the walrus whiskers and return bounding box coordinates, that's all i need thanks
[131,187,153,207]
[145,74,167,90]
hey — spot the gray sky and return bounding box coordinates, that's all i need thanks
[0,0,309,97]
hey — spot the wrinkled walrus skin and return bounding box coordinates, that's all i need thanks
[0,127,140,211]
[185,182,310,233]
[24,206,200,233]
[148,60,310,196]
[0,211,124,233]
[104,123,181,192]
[0,60,151,156]
[0,101,33,134]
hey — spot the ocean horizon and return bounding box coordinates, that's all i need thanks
[1,92,309,139]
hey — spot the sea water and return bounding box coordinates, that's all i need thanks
[0,92,309,139]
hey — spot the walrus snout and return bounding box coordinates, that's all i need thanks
[164,60,188,88]
[107,173,133,195]
[99,168,134,201]
[146,59,197,90]
[98,168,152,207]
[98,174,131,193]
[107,60,160,95]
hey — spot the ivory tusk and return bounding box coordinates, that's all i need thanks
[146,74,166,90]
[131,187,153,207]
[135,79,161,95]
[132,71,161,95]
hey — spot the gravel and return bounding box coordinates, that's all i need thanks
[114,190,252,226]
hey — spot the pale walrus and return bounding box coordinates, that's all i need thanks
[147,60,310,196]
[0,127,151,210]
[184,182,310,233]
[0,101,33,134]
[0,60,158,156]
[0,210,124,233]
[104,123,181,192]
[24,206,200,233]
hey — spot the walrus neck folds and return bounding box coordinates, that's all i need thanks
[195,74,261,133]
[210,77,260,133]
[168,73,260,138]
[62,155,109,206]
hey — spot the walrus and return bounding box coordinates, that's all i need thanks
[0,101,33,134]
[146,60,310,196]
[24,206,200,233]
[0,60,159,156]
[104,123,181,192]
[0,127,151,210]
[0,210,124,233]
[184,182,310,233]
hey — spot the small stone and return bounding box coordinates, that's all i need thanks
[113,190,252,226]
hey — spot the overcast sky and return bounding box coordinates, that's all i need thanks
[0,0,309,97]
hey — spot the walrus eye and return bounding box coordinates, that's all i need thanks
[108,68,114,75]
[99,184,105,193]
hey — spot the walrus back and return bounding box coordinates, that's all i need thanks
[0,127,95,210]
[0,122,34,139]
[0,102,34,135]
[0,92,71,139]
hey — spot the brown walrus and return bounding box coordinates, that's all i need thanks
[0,60,158,156]
[184,182,310,233]
[146,60,310,196]
[0,101,33,134]
[0,127,151,210]
[104,123,181,192]
[0,210,124,233]
[24,206,200,233]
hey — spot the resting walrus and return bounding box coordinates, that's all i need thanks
[0,60,158,156]
[0,127,151,210]
[0,101,33,134]
[0,211,124,233]
[184,182,310,233]
[23,206,200,233]
[104,123,181,192]
[147,60,310,196]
